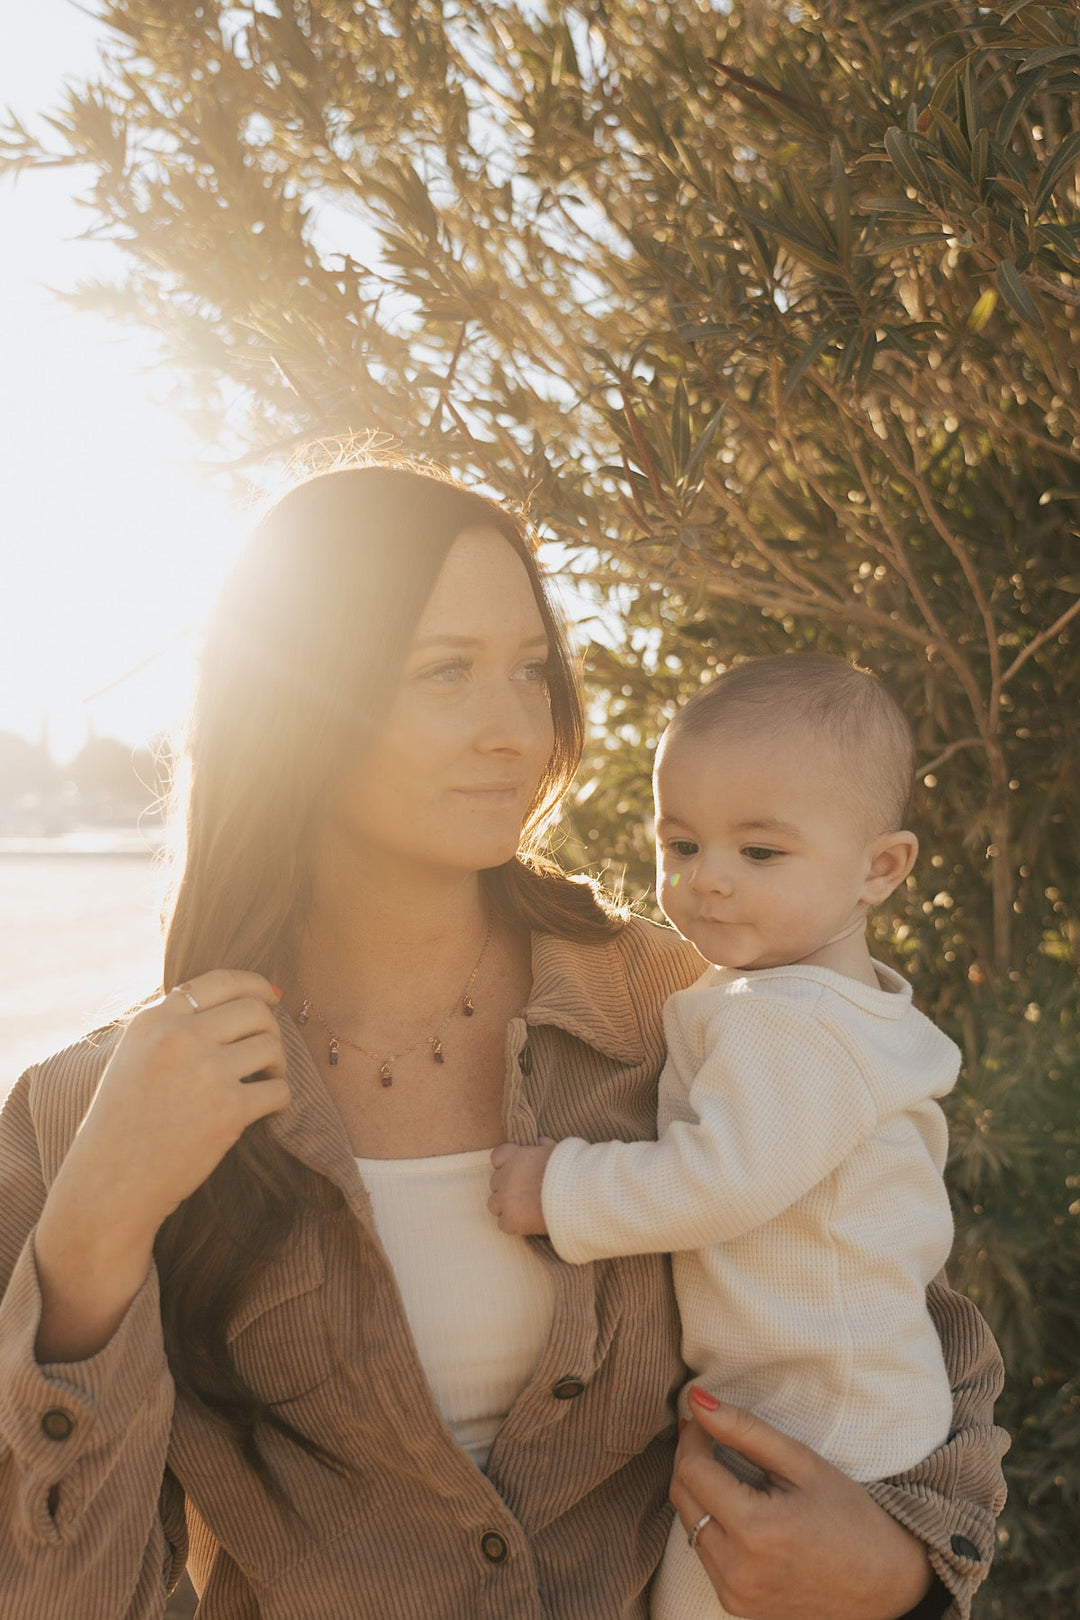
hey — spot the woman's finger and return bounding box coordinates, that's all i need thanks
[166,968,281,1016]
[235,1073,292,1125]
[193,996,279,1048]
[680,1387,816,1496]
[211,1031,287,1087]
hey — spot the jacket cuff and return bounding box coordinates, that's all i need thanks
[0,1231,169,1539]
[541,1137,605,1264]
[866,1478,996,1620]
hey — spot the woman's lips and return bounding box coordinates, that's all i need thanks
[453,782,524,803]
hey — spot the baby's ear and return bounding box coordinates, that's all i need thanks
[861,830,918,905]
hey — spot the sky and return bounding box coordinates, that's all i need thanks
[0,1,245,764]
[0,3,609,771]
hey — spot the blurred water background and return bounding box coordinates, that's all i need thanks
[0,849,165,1103]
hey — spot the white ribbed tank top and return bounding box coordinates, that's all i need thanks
[355,1149,557,1469]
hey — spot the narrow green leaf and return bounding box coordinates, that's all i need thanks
[972,127,990,193]
[783,325,842,399]
[961,59,982,143]
[885,0,943,26]
[758,216,839,276]
[1032,129,1080,219]
[856,334,879,391]
[995,259,1043,328]
[831,137,853,271]
[996,74,1043,148]
[884,127,930,195]
[680,403,726,491]
[1036,221,1080,273]
[862,194,931,216]
[1019,46,1080,74]
[865,232,947,254]
[861,193,932,215]
[927,106,970,171]
[671,379,691,473]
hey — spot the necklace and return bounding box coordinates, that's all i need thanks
[296,918,494,1087]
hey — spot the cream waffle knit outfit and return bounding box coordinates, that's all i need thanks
[541,960,959,1620]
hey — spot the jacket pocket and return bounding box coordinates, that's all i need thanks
[600,1253,684,1456]
[224,1222,334,1407]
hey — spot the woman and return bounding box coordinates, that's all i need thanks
[0,464,1005,1619]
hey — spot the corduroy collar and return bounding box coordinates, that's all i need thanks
[524,927,645,1065]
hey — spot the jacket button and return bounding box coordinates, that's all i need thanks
[552,1376,585,1400]
[480,1530,510,1564]
[40,1408,74,1442]
[518,1043,533,1077]
[950,1534,982,1561]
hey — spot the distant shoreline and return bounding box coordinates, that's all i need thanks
[0,833,161,858]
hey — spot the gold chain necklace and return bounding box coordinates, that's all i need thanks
[296,918,494,1087]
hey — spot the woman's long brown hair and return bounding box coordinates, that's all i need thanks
[154,462,620,1498]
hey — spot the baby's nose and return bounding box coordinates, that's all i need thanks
[693,861,734,897]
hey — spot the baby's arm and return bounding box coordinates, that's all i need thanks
[488,1139,556,1235]
[541,992,897,1265]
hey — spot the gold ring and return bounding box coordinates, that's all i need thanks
[687,1512,712,1551]
[172,983,201,1013]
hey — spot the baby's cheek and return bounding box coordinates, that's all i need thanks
[657,870,683,922]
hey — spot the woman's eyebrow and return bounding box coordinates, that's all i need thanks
[411,632,550,650]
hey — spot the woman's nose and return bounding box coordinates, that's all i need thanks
[474,680,547,757]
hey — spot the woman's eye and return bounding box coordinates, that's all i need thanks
[743,846,779,862]
[422,658,471,683]
[517,659,551,685]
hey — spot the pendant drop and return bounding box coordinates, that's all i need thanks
[462,995,475,1017]
[297,998,310,1026]
[431,1038,445,1064]
[379,1061,393,1087]
[329,1038,339,1066]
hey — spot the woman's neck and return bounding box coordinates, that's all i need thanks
[296,847,491,1032]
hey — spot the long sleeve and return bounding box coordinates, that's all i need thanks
[543,991,898,1264]
[0,1071,185,1620]
[866,1275,1009,1620]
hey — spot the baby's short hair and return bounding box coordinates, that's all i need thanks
[663,652,915,833]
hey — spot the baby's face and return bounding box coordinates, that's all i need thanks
[654,728,881,971]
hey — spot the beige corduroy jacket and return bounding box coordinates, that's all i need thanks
[0,918,1008,1620]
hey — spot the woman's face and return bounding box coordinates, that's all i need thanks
[324,526,556,879]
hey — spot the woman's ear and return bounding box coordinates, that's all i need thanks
[860,830,918,905]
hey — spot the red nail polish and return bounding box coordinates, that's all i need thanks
[270,984,283,999]
[690,1385,719,1411]
[678,1419,688,1436]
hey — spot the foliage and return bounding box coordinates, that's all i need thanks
[4,2,1078,1610]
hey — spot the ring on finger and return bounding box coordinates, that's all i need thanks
[687,1512,712,1551]
[172,982,201,1013]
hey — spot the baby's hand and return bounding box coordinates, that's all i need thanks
[488,1138,556,1235]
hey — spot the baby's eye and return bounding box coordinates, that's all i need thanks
[666,840,699,858]
[743,845,780,862]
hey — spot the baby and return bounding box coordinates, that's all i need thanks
[489,652,958,1619]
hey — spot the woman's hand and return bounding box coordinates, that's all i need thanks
[34,970,290,1361]
[670,1387,935,1620]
